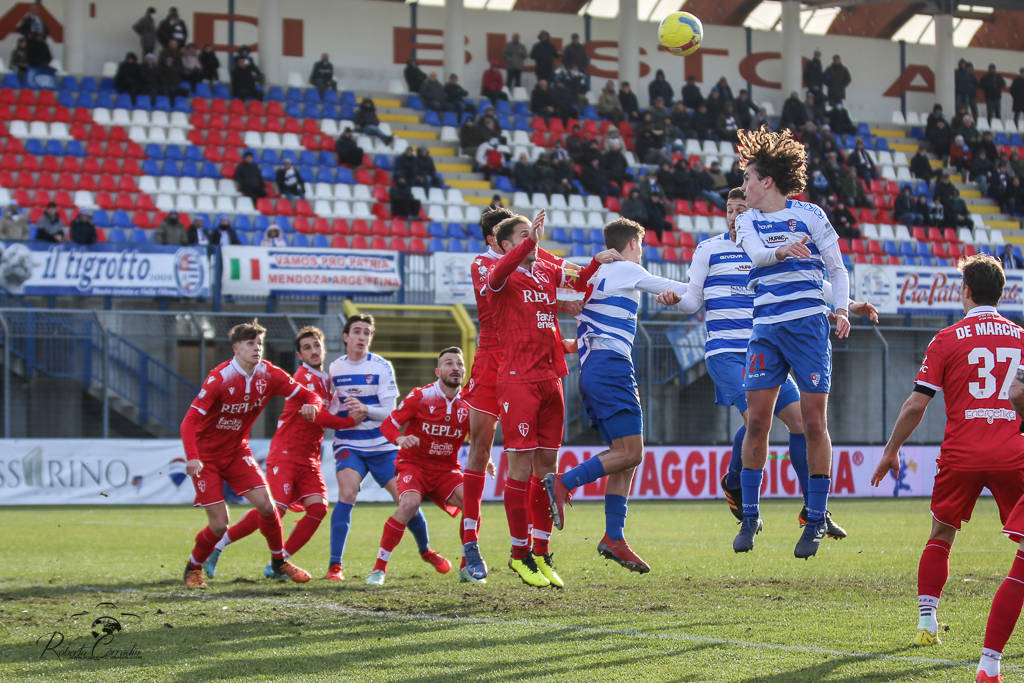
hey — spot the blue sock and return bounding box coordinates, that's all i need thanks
[788,433,809,506]
[806,476,830,524]
[604,494,628,541]
[725,425,746,489]
[329,501,353,565]
[740,468,763,519]
[407,509,430,554]
[562,455,606,492]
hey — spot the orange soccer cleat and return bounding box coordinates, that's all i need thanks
[421,549,452,574]
[976,672,1003,683]
[273,559,311,583]
[597,534,651,573]
[325,562,345,581]
[184,566,207,588]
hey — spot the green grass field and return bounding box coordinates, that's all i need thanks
[0,498,1019,681]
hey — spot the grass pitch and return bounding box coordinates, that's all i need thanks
[0,498,1018,681]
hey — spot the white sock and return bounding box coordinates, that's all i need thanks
[214,533,231,552]
[918,595,939,633]
[979,649,1002,677]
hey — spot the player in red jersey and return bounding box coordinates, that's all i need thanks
[201,326,362,580]
[871,255,1024,653]
[179,320,324,588]
[461,205,583,583]
[487,210,614,587]
[365,347,471,586]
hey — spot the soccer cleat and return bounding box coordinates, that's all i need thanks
[799,507,848,539]
[271,559,311,583]
[263,561,285,580]
[533,553,564,588]
[325,562,344,581]
[462,541,488,581]
[365,569,386,586]
[913,628,941,646]
[597,534,651,573]
[794,521,826,559]
[458,566,487,584]
[542,472,573,531]
[184,566,207,588]
[203,549,222,579]
[721,474,743,522]
[508,554,550,587]
[733,516,763,553]
[421,549,452,574]
[976,671,1003,682]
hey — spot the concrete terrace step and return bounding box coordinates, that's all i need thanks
[377,113,421,124]
[959,188,982,199]
[889,142,919,153]
[435,162,473,173]
[447,179,492,190]
[870,127,906,138]
[987,219,1022,230]
[396,129,438,140]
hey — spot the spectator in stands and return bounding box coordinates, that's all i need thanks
[158,55,186,98]
[157,38,182,70]
[414,147,444,188]
[780,91,807,131]
[231,56,263,100]
[1010,148,1024,178]
[530,31,559,85]
[275,159,306,200]
[849,139,878,181]
[476,137,510,181]
[68,211,97,246]
[481,62,506,105]
[419,72,446,112]
[404,58,426,94]
[894,185,925,227]
[931,119,954,161]
[115,52,144,99]
[805,91,825,125]
[618,81,640,121]
[530,79,556,119]
[823,54,851,107]
[1000,244,1023,271]
[394,146,416,184]
[34,203,64,243]
[636,167,665,204]
[26,31,51,69]
[934,173,957,207]
[706,160,729,201]
[186,216,209,245]
[734,89,757,129]
[180,43,202,89]
[457,116,484,156]
[803,49,824,99]
[646,194,672,241]
[0,204,28,241]
[648,69,673,108]
[944,188,973,229]
[132,7,158,57]
[155,211,188,245]
[955,59,979,121]
[389,176,421,219]
[634,112,666,165]
[601,139,629,184]
[977,130,999,162]
[234,152,267,201]
[309,53,337,94]
[828,103,857,136]
[669,102,693,139]
[199,44,219,82]
[335,128,363,167]
[261,225,286,247]
[503,33,527,89]
[139,52,160,97]
[980,64,1006,122]
[911,145,934,183]
[563,33,588,74]
[681,75,702,110]
[1004,176,1024,216]
[595,80,624,123]
[691,160,725,210]
[9,38,28,80]
[926,196,945,226]
[157,7,188,48]
[18,4,47,38]
[210,218,241,245]
[1013,68,1024,126]
[657,161,683,200]
[829,199,860,239]
[549,79,577,123]
[726,159,743,189]
[970,148,994,196]
[925,104,946,143]
[716,101,740,142]
[580,157,614,201]
[689,103,713,142]
[808,167,831,205]
[478,106,502,134]
[353,98,394,144]
[620,188,648,225]
[648,96,671,133]
[990,161,1012,204]
[511,153,537,194]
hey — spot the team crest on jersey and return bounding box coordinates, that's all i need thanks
[787,219,798,232]
[272,466,278,475]
[518,423,529,437]
[196,480,206,492]
[403,474,412,483]
[428,406,435,414]
[206,376,215,384]
[255,378,268,394]
[467,378,475,392]
[503,402,509,413]
[228,387,235,395]
[283,483,291,496]
[457,407,469,423]
[478,265,487,277]
[534,270,550,284]
[366,375,374,384]
[810,372,821,386]
[197,389,206,399]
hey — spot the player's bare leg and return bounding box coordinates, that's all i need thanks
[185,502,231,587]
[368,490,427,586]
[914,518,958,645]
[794,391,832,558]
[505,451,549,587]
[530,448,562,587]
[733,387,780,552]
[243,486,310,582]
[326,468,363,581]
[384,477,450,574]
[462,408,497,579]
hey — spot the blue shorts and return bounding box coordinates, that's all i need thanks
[334,447,396,487]
[580,350,643,445]
[705,351,800,415]
[745,313,832,394]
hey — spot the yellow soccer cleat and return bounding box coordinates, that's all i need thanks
[913,628,941,646]
[533,553,564,589]
[508,554,550,587]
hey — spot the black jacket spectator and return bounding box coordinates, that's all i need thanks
[275,161,305,198]
[186,219,209,245]
[335,129,362,166]
[618,83,639,120]
[829,201,860,239]
[231,57,262,100]
[209,220,241,246]
[562,34,588,73]
[1000,245,1023,271]
[69,213,97,246]
[980,65,1006,119]
[910,147,934,182]
[823,56,851,106]
[115,53,145,97]
[601,147,629,185]
[389,177,421,218]
[157,10,187,48]
[233,154,266,200]
[531,80,556,117]
[503,34,527,88]
[955,60,979,118]
[25,33,51,69]
[199,45,220,81]
[419,74,445,111]
[18,8,47,38]
[529,32,559,84]
[132,8,157,56]
[9,39,28,78]
[580,158,612,199]
[158,56,185,98]
[404,59,426,93]
[414,147,442,188]
[648,69,673,107]
[1012,70,1024,123]
[35,205,63,242]
[803,51,824,94]
[394,148,417,184]
[511,154,537,194]
[309,54,336,92]
[621,190,647,225]
[734,90,757,129]
[444,75,471,118]
[681,76,702,109]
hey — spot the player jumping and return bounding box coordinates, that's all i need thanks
[366,347,471,586]
[179,320,323,587]
[870,255,1024,659]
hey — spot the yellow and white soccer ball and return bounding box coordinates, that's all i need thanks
[658,11,703,57]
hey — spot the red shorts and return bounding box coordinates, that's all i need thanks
[191,450,268,507]
[497,378,564,451]
[266,453,327,512]
[463,348,499,416]
[396,461,462,518]
[930,466,1024,531]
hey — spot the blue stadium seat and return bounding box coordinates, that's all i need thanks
[340,91,357,106]
[201,161,219,178]
[131,94,150,109]
[285,87,303,102]
[496,114,511,130]
[112,210,132,228]
[92,210,111,227]
[406,94,423,111]
[899,242,915,259]
[513,116,531,131]
[374,154,392,171]
[493,176,513,193]
[311,234,329,248]
[66,139,86,157]
[316,166,336,183]
[428,221,445,238]
[184,145,203,161]
[280,149,297,163]
[213,83,230,98]
[446,222,465,238]
[319,103,338,119]
[842,253,854,269]
[144,143,163,159]
[233,215,252,231]
[875,137,890,151]
[79,76,98,92]
[428,237,446,251]
[495,99,511,114]
[914,181,930,197]
[909,126,925,139]
[195,82,212,98]
[260,149,279,164]
[323,89,339,104]
[299,166,314,183]
[303,88,321,104]
[339,104,355,119]
[551,227,569,243]
[317,151,335,165]
[24,139,43,155]
[441,111,458,127]
[154,95,172,111]
[164,145,184,161]
[181,161,200,177]
[173,96,191,112]
[302,102,320,118]
[275,216,292,232]
[284,102,302,118]
[299,150,317,166]
[260,164,274,180]
[570,228,588,244]
[161,160,182,176]
[253,215,271,232]
[977,244,992,255]
[915,241,932,257]
[590,230,604,246]
[919,255,936,266]
[193,213,212,228]
[75,91,95,107]
[995,132,1009,146]
[57,91,75,108]
[883,240,898,257]
[129,228,148,243]
[107,228,127,243]
[512,101,530,116]
[44,139,63,156]
[645,246,661,262]
[233,231,247,246]
[292,233,309,247]
[336,167,354,184]
[98,77,115,91]
[422,110,441,127]
[856,123,871,137]
[570,243,588,258]
[96,91,115,108]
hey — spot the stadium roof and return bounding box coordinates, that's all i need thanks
[400,0,1024,50]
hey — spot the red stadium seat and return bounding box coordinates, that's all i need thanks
[351,235,369,249]
[274,198,294,215]
[13,171,34,189]
[101,157,122,175]
[858,208,875,223]
[933,242,949,258]
[94,191,114,209]
[872,194,888,210]
[373,170,391,186]
[372,185,389,203]
[409,220,427,237]
[118,176,137,192]
[848,239,867,255]
[947,242,962,259]
[925,227,942,242]
[56,172,76,189]
[16,89,35,105]
[645,231,662,247]
[942,228,958,243]
[876,210,892,224]
[678,232,696,249]
[531,117,548,132]
[371,202,390,219]
[370,236,388,250]
[604,196,620,213]
[389,219,407,236]
[853,253,868,264]
[122,158,142,175]
[869,254,886,265]
[867,239,884,256]
[40,156,59,173]
[692,200,710,216]
[962,244,977,257]
[136,194,155,211]
[351,219,370,236]
[331,235,349,248]
[387,237,407,251]
[85,141,105,157]
[54,190,74,208]
[661,246,679,261]
[887,255,900,265]
[228,99,246,115]
[266,101,284,117]
[132,210,152,228]
[911,226,928,242]
[209,99,228,115]
[246,100,266,116]
[264,116,283,133]
[408,237,427,252]
[331,218,349,234]
[680,246,695,262]
[115,192,134,210]
[302,119,320,135]
[191,98,208,113]
[294,199,314,217]
[222,148,242,163]
[283,118,300,134]
[77,174,97,191]
[293,217,312,233]
[530,131,548,147]
[312,218,330,234]
[31,189,51,206]
[371,219,389,236]
[256,198,274,214]
[354,169,373,185]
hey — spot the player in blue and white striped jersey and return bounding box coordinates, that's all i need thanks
[733,126,854,559]
[544,217,685,574]
[324,313,450,581]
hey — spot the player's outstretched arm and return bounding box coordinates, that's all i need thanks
[487,229,537,291]
[381,389,421,444]
[871,390,932,486]
[310,410,359,429]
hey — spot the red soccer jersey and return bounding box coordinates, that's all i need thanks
[486,238,596,384]
[268,363,355,465]
[380,381,470,470]
[915,306,1024,470]
[182,358,321,461]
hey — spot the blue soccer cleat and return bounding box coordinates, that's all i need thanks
[264,560,285,580]
[733,516,763,553]
[795,520,826,559]
[461,541,488,582]
[203,549,221,579]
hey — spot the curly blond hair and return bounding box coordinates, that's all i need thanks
[736,126,807,197]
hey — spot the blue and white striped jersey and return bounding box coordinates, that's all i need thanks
[735,200,841,326]
[685,233,754,357]
[327,352,399,456]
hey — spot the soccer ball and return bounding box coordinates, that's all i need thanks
[658,11,703,57]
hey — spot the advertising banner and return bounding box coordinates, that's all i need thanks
[855,264,1024,316]
[220,246,401,297]
[0,440,940,505]
[0,242,209,298]
[432,252,477,305]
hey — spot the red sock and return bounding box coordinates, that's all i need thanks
[504,478,530,559]
[258,509,285,560]
[918,538,952,603]
[984,549,1024,653]
[284,502,327,557]
[225,508,261,545]
[461,469,486,545]
[529,475,552,556]
[374,516,407,572]
[188,526,220,568]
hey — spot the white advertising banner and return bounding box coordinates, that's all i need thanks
[0,440,939,505]
[220,246,401,297]
[855,264,1024,316]
[432,252,478,305]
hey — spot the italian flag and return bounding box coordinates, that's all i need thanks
[229,257,261,281]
